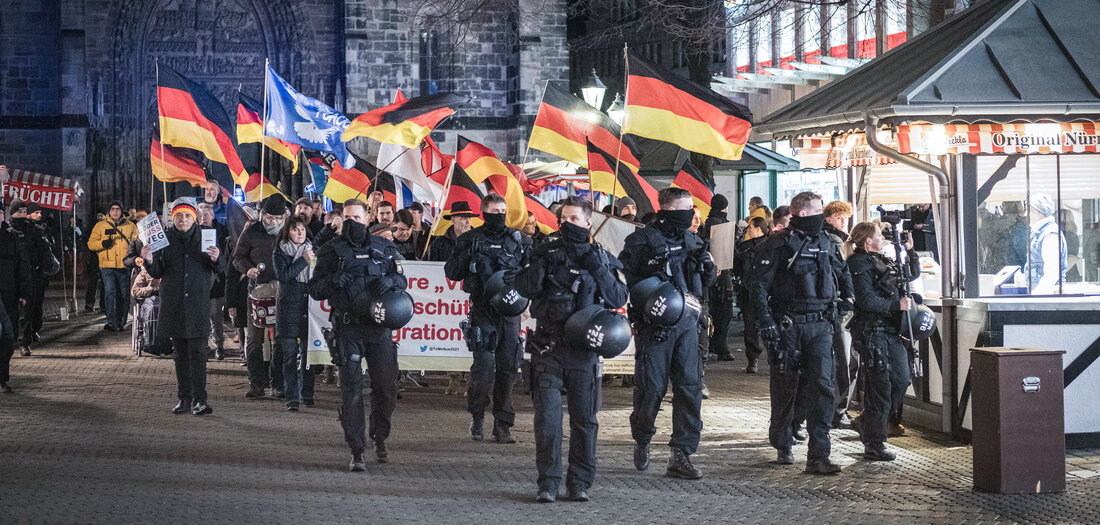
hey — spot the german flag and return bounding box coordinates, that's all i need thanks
[365,171,398,209]
[456,136,527,230]
[240,171,285,203]
[433,164,485,235]
[671,160,714,217]
[342,92,468,149]
[528,82,641,174]
[237,92,301,172]
[322,160,372,203]
[422,135,452,186]
[586,139,658,215]
[524,194,558,234]
[150,133,207,187]
[156,64,249,187]
[623,51,752,161]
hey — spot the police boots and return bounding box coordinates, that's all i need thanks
[863,443,896,462]
[634,442,650,471]
[665,448,703,480]
[492,421,516,444]
[349,452,367,472]
[805,457,842,475]
[470,416,484,441]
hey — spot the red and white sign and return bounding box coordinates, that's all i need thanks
[1,168,83,211]
[897,122,1100,155]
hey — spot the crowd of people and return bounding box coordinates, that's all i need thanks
[1,176,932,503]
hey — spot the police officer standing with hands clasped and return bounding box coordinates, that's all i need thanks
[515,196,628,503]
[747,191,854,474]
[619,187,715,480]
[309,198,410,472]
[445,193,532,444]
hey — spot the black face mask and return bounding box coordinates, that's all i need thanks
[342,219,369,245]
[559,221,590,244]
[656,209,695,232]
[482,212,507,233]
[789,213,825,235]
[620,213,636,222]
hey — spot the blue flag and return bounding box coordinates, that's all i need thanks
[264,66,355,169]
[306,160,328,196]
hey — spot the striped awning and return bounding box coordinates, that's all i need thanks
[897,122,1100,155]
[7,168,85,197]
[798,132,900,169]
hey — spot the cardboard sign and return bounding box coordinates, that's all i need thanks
[138,213,170,252]
[709,221,737,271]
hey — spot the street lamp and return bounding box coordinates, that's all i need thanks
[581,68,606,111]
[607,93,625,125]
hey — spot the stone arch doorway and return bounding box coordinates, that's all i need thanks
[98,0,304,210]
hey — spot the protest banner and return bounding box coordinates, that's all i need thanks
[307,261,636,373]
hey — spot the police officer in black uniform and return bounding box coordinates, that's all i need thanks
[445,193,532,444]
[619,187,716,479]
[515,196,628,503]
[746,191,853,474]
[309,198,407,472]
[846,221,919,461]
[1,205,33,393]
[8,200,59,357]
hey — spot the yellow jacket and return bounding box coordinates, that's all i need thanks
[87,218,137,269]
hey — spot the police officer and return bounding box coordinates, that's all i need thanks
[619,187,715,479]
[515,196,628,503]
[746,191,853,474]
[445,193,532,444]
[845,222,919,461]
[309,198,406,472]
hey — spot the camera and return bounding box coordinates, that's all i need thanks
[876,205,911,225]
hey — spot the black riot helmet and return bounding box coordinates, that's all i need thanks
[906,304,936,341]
[354,290,414,329]
[629,276,684,326]
[485,270,530,316]
[564,304,633,358]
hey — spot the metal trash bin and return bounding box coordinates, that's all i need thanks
[970,347,1065,494]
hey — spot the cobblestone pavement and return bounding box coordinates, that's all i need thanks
[2,312,1097,524]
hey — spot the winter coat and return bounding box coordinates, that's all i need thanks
[87,217,137,269]
[272,247,311,339]
[0,222,33,306]
[130,267,160,300]
[145,224,220,339]
[232,221,277,284]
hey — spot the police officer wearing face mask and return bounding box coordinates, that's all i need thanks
[618,187,716,480]
[845,222,919,462]
[445,193,532,444]
[309,198,407,472]
[746,191,854,474]
[515,196,628,503]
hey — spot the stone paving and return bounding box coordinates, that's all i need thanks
[1,311,1098,524]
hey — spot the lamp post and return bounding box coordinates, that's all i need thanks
[607,93,625,125]
[580,68,606,111]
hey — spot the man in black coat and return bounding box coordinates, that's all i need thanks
[233,196,287,398]
[199,203,229,360]
[8,200,59,357]
[143,198,222,416]
[0,206,33,393]
[425,202,476,262]
[702,194,734,362]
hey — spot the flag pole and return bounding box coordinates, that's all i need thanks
[519,79,549,174]
[608,42,628,217]
[420,160,456,259]
[259,58,269,202]
[156,59,167,210]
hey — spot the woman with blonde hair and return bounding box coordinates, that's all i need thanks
[845,221,920,461]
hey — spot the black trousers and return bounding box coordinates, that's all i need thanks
[738,292,765,362]
[19,278,46,347]
[467,311,521,428]
[709,295,734,357]
[630,313,703,454]
[768,317,836,460]
[336,323,397,454]
[0,298,20,384]
[856,331,911,445]
[531,351,599,493]
[833,316,857,420]
[172,337,208,404]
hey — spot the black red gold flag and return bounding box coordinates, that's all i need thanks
[528,81,641,173]
[586,138,658,215]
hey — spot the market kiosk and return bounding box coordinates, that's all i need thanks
[754,0,1100,446]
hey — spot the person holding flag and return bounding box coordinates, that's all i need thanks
[445,194,532,444]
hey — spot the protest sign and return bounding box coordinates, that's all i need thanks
[137,213,170,252]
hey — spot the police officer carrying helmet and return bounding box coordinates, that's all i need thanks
[619,187,716,479]
[845,221,920,461]
[515,196,628,503]
[308,198,407,472]
[445,193,532,444]
[746,191,853,474]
